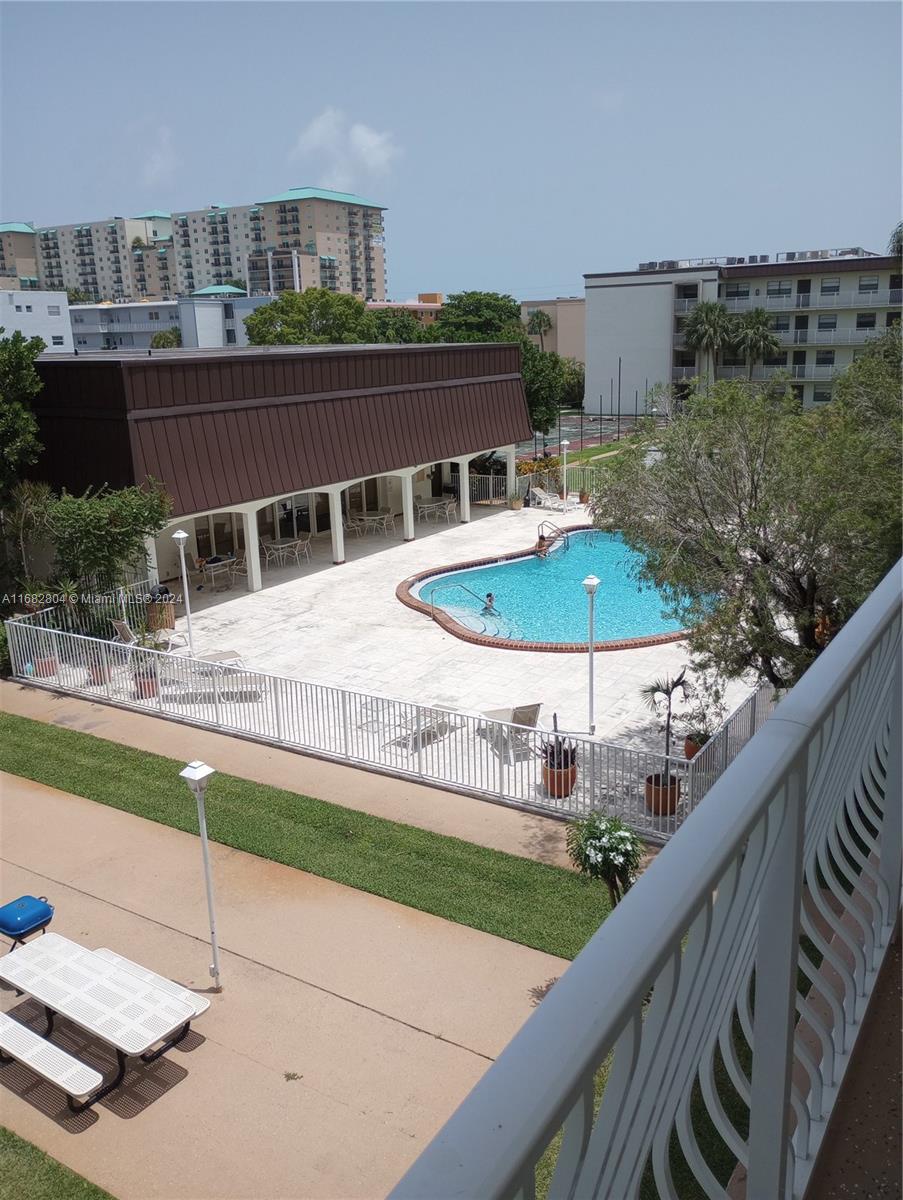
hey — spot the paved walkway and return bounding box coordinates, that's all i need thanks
[0,773,568,1200]
[1,679,572,867]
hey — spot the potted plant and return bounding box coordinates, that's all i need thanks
[640,668,688,815]
[132,658,159,699]
[566,812,644,909]
[507,492,523,511]
[538,714,578,798]
[682,671,728,759]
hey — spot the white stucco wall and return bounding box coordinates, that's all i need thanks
[2,289,72,351]
[584,276,676,415]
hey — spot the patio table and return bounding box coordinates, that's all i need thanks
[0,932,198,1110]
[352,511,391,535]
[416,498,457,523]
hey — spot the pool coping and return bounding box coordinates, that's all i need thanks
[396,524,689,654]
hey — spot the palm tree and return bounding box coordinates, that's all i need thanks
[730,308,782,380]
[640,668,688,759]
[889,221,903,257]
[682,301,733,389]
[526,309,553,352]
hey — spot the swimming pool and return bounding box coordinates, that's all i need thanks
[409,529,685,649]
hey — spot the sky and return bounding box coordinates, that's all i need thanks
[2,2,900,300]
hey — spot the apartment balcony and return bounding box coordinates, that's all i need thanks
[392,564,902,1200]
[723,290,902,313]
[671,365,699,380]
[674,327,888,351]
[716,364,837,381]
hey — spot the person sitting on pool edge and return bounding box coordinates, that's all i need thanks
[482,592,497,614]
[534,533,549,558]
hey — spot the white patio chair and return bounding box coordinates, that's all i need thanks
[111,618,187,653]
[342,514,364,537]
[442,498,458,523]
[260,539,284,568]
[284,536,312,565]
[480,703,544,763]
[378,507,396,534]
[530,487,565,511]
[230,552,248,581]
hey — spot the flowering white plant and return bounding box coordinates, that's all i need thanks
[566,811,643,908]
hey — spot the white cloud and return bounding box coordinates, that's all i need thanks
[288,108,401,190]
[141,125,178,187]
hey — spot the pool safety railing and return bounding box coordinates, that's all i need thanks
[537,520,571,549]
[5,610,772,844]
[390,560,902,1200]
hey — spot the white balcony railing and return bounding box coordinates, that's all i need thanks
[391,561,902,1200]
[674,327,889,350]
[675,291,901,315]
[716,365,838,382]
[71,321,180,334]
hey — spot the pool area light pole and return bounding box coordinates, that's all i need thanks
[172,529,195,654]
[583,575,600,735]
[560,440,570,512]
[180,760,222,991]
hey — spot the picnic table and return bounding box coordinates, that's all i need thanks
[0,932,207,1111]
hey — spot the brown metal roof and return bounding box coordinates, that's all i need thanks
[33,344,532,517]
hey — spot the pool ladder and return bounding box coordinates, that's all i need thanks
[537,520,571,550]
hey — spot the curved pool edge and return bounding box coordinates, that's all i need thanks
[395,524,690,654]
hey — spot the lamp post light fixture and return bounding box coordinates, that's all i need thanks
[179,760,223,991]
[171,529,195,654]
[561,440,570,512]
[583,575,600,735]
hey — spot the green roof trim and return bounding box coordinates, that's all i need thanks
[134,210,171,219]
[0,222,35,235]
[191,284,246,296]
[257,186,384,209]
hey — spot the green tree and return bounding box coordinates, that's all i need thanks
[889,221,903,257]
[589,374,901,687]
[0,327,45,506]
[431,291,520,342]
[730,308,782,379]
[520,340,566,434]
[683,301,734,388]
[3,480,53,581]
[65,288,91,305]
[150,327,182,349]
[244,289,376,345]
[49,481,172,584]
[561,358,585,409]
[369,307,424,344]
[224,277,247,293]
[525,308,553,351]
[131,236,145,248]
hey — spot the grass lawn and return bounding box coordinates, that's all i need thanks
[0,1126,116,1200]
[0,712,608,961]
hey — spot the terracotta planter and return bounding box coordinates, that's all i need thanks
[579,491,589,504]
[133,674,158,699]
[542,762,578,799]
[88,663,112,686]
[644,773,681,816]
[34,655,57,679]
[684,736,702,760]
[508,498,523,510]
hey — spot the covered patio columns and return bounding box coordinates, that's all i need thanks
[241,508,263,592]
[503,444,518,499]
[325,487,345,564]
[452,455,476,522]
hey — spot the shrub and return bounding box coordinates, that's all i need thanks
[566,812,643,908]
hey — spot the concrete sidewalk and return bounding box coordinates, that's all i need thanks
[1,678,571,867]
[0,773,568,1200]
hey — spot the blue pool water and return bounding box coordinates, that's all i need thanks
[415,530,684,644]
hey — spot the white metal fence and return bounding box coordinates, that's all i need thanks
[389,561,902,1200]
[4,611,771,844]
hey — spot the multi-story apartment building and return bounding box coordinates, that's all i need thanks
[585,247,901,412]
[69,295,273,350]
[520,297,585,361]
[366,294,443,326]
[1,290,73,351]
[3,187,387,303]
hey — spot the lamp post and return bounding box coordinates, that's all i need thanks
[561,439,570,512]
[179,760,223,991]
[172,529,195,654]
[583,575,600,735]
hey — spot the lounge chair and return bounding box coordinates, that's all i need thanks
[530,486,565,511]
[480,703,544,763]
[111,618,187,652]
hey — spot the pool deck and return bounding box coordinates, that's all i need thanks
[177,505,751,742]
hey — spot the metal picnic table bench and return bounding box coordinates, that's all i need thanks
[0,932,208,1112]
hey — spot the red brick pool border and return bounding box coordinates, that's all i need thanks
[396,524,689,653]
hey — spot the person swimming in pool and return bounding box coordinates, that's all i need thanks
[535,533,549,558]
[482,592,497,614]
